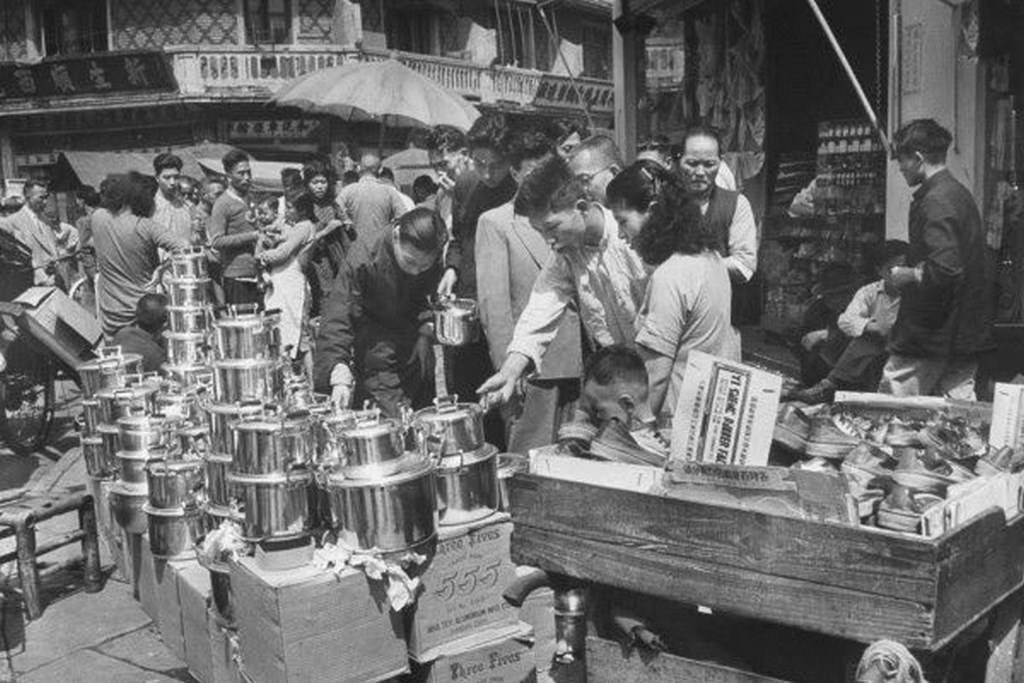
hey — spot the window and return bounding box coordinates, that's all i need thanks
[581,20,610,79]
[245,0,292,45]
[39,0,108,56]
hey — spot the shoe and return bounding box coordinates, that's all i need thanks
[919,419,989,461]
[842,441,895,481]
[788,379,837,405]
[891,447,973,493]
[884,419,923,448]
[877,485,922,533]
[805,415,862,459]
[774,403,812,452]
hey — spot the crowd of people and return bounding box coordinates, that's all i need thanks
[0,114,993,453]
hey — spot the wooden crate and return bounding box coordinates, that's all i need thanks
[230,556,408,683]
[406,514,519,661]
[407,622,536,683]
[136,535,195,660]
[586,636,792,683]
[509,473,1024,651]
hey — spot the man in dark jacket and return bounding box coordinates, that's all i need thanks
[112,293,169,373]
[880,119,994,399]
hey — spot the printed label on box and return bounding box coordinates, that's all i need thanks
[991,383,1024,450]
[415,623,535,683]
[670,351,782,467]
[409,519,518,660]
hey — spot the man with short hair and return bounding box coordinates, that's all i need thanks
[879,119,994,400]
[3,180,59,286]
[209,150,261,305]
[478,152,648,407]
[338,152,411,262]
[112,293,169,372]
[566,134,624,206]
[152,152,193,244]
[476,127,582,451]
[424,125,477,229]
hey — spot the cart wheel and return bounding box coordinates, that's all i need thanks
[0,356,56,457]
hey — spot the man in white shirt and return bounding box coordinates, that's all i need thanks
[151,152,193,244]
[478,147,648,407]
[789,240,909,403]
[2,180,59,286]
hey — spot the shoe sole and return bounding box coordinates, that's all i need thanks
[805,440,861,459]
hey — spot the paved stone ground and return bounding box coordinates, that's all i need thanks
[0,383,190,683]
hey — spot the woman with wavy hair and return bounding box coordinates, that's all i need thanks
[631,185,741,421]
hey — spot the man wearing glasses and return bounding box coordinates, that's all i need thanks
[566,135,626,206]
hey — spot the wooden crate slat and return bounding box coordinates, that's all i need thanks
[510,474,939,602]
[512,525,935,647]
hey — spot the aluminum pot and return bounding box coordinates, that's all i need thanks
[412,395,486,458]
[231,412,315,476]
[330,414,409,479]
[97,423,121,466]
[77,347,143,398]
[212,310,278,360]
[156,387,209,425]
[436,444,499,526]
[109,481,148,534]
[117,447,167,485]
[226,470,313,542]
[167,305,210,334]
[145,504,197,559]
[496,453,529,512]
[165,331,210,366]
[166,276,212,307]
[169,246,209,279]
[203,454,237,508]
[206,401,266,455]
[174,424,210,458]
[212,359,282,403]
[117,410,172,452]
[80,398,102,437]
[81,435,114,480]
[146,459,204,509]
[164,363,215,387]
[326,459,437,554]
[96,383,159,424]
[430,296,480,346]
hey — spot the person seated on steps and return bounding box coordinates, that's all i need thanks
[789,240,909,404]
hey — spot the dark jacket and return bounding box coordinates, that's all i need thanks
[889,169,994,358]
[111,325,167,373]
[446,174,517,300]
[313,231,442,393]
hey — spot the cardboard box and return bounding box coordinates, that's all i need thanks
[230,556,408,683]
[13,286,102,359]
[136,536,195,660]
[670,352,782,467]
[179,562,214,683]
[991,383,1024,449]
[408,622,536,683]
[407,514,519,661]
[87,477,132,584]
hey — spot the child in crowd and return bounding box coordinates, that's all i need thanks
[557,345,668,464]
[254,194,315,378]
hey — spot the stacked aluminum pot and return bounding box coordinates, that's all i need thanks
[164,247,214,385]
[322,410,439,557]
[76,347,143,481]
[410,395,500,527]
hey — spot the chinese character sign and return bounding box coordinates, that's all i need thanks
[0,51,174,100]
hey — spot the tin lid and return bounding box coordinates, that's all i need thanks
[96,382,158,401]
[226,469,312,486]
[437,443,498,470]
[231,416,282,434]
[212,358,277,370]
[77,346,143,373]
[167,276,211,286]
[206,400,267,416]
[164,331,209,342]
[413,394,480,426]
[142,503,188,518]
[146,458,203,475]
[117,412,170,432]
[108,480,148,497]
[327,455,433,487]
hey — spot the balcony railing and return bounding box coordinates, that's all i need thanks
[166,45,614,115]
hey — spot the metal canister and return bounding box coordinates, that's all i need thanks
[80,398,102,437]
[206,401,267,455]
[435,445,499,526]
[167,305,210,335]
[203,454,236,508]
[76,347,143,398]
[164,363,215,387]
[144,504,197,559]
[117,411,172,452]
[81,435,113,480]
[146,459,204,509]
[230,413,316,476]
[109,481,148,534]
[325,459,437,555]
[116,447,167,485]
[165,331,210,366]
[166,277,212,307]
[212,359,282,404]
[96,383,159,425]
[97,423,121,469]
[212,310,277,360]
[169,246,209,279]
[226,470,313,542]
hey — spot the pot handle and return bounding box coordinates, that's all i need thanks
[100,345,124,359]
[433,394,459,413]
[96,356,123,373]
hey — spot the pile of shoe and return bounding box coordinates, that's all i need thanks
[774,403,1024,534]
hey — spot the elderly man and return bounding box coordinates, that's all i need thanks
[2,180,60,286]
[338,153,411,262]
[880,119,994,400]
[566,134,625,206]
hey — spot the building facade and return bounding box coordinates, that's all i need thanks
[0,0,614,185]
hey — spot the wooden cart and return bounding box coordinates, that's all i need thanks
[510,472,1024,682]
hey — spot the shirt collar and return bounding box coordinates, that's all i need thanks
[912,168,951,201]
[359,175,380,185]
[226,187,247,204]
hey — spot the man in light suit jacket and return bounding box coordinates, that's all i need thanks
[476,129,583,452]
[3,180,59,286]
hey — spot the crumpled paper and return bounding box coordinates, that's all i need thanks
[199,518,247,566]
[313,540,426,612]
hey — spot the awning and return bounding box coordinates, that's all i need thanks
[196,158,302,194]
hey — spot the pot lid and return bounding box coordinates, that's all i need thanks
[328,454,433,486]
[142,503,189,517]
[164,331,209,342]
[413,395,480,425]
[226,469,312,485]
[167,276,211,286]
[78,351,143,373]
[232,417,283,433]
[167,303,208,312]
[116,448,165,460]
[97,382,158,401]
[342,418,403,440]
[437,443,498,469]
[109,480,148,496]
[206,401,267,416]
[97,422,120,434]
[147,459,203,474]
[213,358,277,369]
[117,413,169,430]
[81,435,104,446]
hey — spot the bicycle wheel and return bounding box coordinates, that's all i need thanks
[0,351,55,457]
